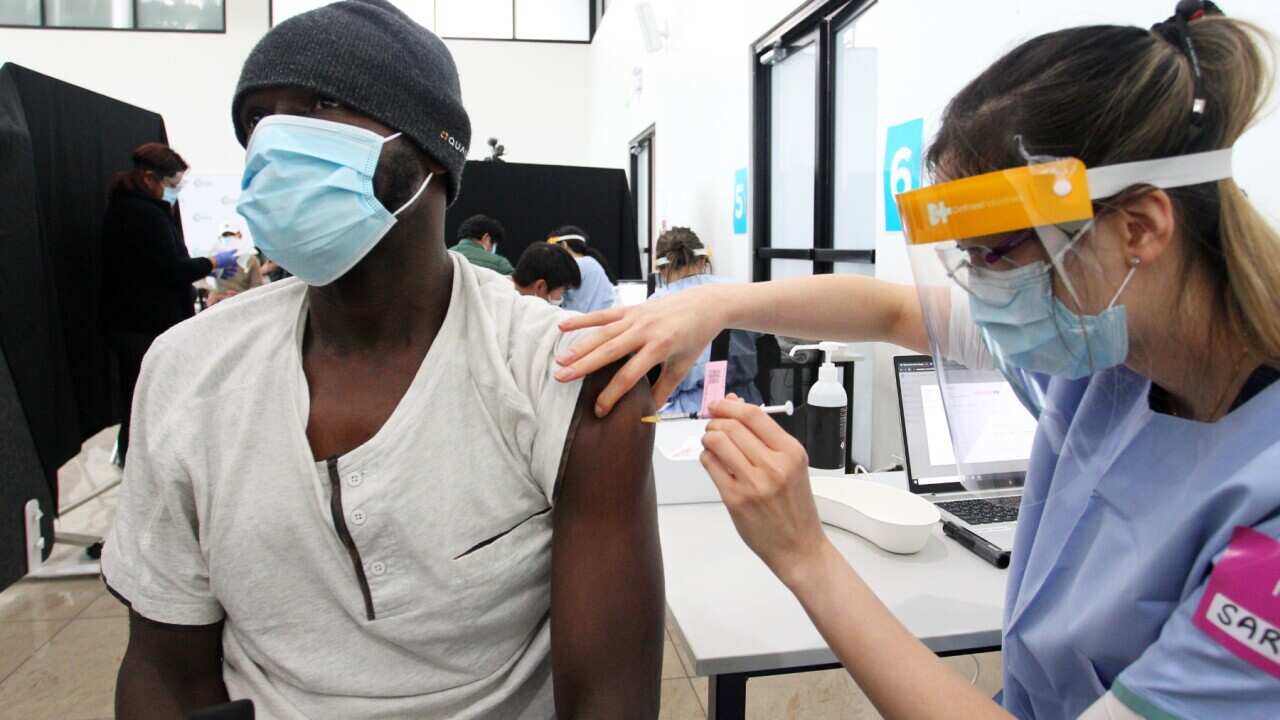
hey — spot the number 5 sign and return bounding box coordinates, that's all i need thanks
[733,168,748,235]
[884,118,924,232]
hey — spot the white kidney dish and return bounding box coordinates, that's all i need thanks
[810,476,941,554]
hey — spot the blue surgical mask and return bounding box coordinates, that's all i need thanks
[968,261,1134,379]
[236,115,433,286]
[162,186,180,205]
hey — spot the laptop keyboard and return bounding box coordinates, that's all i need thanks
[936,496,1021,525]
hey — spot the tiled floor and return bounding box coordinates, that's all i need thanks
[0,427,1002,719]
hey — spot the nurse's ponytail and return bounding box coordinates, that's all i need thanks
[1196,19,1280,364]
[927,10,1280,364]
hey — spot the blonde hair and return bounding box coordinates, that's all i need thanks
[928,15,1280,363]
[1193,19,1280,362]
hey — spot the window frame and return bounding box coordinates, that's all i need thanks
[268,0,600,43]
[629,124,656,281]
[750,0,877,281]
[0,0,227,33]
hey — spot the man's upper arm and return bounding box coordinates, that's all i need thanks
[550,361,664,719]
[116,611,229,719]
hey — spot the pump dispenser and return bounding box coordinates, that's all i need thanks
[790,342,848,476]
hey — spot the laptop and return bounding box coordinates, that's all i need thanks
[893,355,1038,552]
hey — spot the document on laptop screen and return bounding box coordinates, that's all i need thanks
[900,357,1038,485]
[942,381,1038,465]
[920,384,957,467]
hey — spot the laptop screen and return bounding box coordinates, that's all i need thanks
[894,355,1037,494]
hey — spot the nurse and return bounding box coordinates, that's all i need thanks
[556,3,1280,718]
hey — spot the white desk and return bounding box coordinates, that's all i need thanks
[658,471,1006,719]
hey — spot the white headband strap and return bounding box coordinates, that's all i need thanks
[655,247,708,268]
[1087,147,1233,199]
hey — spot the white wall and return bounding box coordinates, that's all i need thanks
[448,40,592,167]
[0,0,592,173]
[588,0,786,283]
[589,0,1280,469]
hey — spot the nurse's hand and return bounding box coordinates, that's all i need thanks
[700,396,831,586]
[556,284,728,416]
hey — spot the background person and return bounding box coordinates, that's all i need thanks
[208,224,264,305]
[513,242,581,305]
[649,227,761,412]
[452,213,514,275]
[557,5,1280,718]
[101,142,238,464]
[548,226,616,313]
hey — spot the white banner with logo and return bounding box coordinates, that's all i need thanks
[177,173,254,259]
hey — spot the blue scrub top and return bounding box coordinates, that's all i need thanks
[561,256,615,314]
[649,274,762,413]
[1001,366,1280,719]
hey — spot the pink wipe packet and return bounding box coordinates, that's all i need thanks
[699,360,728,419]
[1192,526,1280,679]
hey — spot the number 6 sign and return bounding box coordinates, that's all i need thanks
[884,118,924,232]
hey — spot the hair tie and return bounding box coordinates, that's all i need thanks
[1152,1,1225,147]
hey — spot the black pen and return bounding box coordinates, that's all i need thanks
[942,521,1010,569]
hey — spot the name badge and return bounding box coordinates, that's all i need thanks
[1193,526,1280,679]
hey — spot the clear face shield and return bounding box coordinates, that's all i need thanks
[896,145,1234,491]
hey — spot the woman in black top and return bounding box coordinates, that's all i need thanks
[102,143,237,464]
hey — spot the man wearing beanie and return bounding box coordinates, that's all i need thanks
[101,2,663,718]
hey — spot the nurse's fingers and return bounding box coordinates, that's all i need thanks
[651,362,692,413]
[708,399,796,453]
[555,319,633,380]
[558,306,628,335]
[700,449,744,505]
[702,430,758,486]
[589,343,664,416]
[706,418,773,470]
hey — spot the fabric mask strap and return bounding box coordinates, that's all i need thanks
[393,173,433,217]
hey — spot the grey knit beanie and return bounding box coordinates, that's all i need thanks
[232,0,471,205]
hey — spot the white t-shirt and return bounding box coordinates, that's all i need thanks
[103,254,586,719]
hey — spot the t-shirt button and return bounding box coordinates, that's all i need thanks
[347,472,364,487]
[351,509,367,526]
[370,561,386,576]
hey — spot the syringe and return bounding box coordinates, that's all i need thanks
[640,401,795,424]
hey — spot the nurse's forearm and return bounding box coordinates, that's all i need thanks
[784,542,1012,720]
[716,275,930,353]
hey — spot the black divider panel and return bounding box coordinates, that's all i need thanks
[0,63,168,589]
[445,161,640,280]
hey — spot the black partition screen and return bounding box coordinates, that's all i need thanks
[445,161,641,280]
[0,63,169,588]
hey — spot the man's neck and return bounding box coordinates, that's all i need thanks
[306,219,452,355]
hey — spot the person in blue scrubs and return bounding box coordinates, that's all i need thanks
[548,226,616,313]
[554,4,1280,718]
[648,227,761,412]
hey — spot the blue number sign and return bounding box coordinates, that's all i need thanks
[733,168,748,235]
[883,118,924,232]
